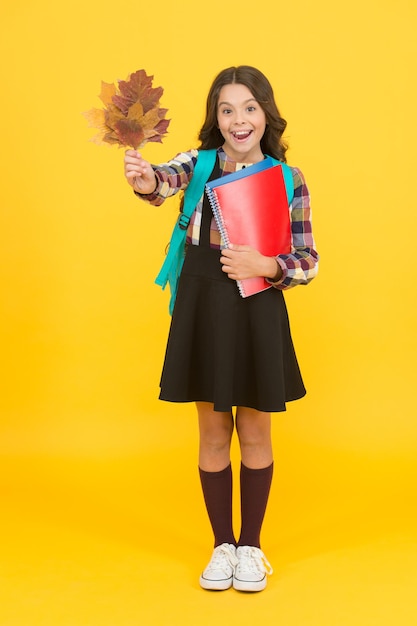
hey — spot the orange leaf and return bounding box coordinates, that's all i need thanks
[139,107,161,131]
[82,108,108,145]
[126,100,144,120]
[104,105,125,131]
[99,81,117,107]
[83,107,106,129]
[84,69,170,149]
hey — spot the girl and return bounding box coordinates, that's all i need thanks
[124,66,318,592]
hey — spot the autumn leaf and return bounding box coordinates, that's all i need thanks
[113,69,163,115]
[83,107,108,146]
[99,81,117,107]
[148,118,170,143]
[127,100,145,120]
[83,69,170,149]
[113,118,145,150]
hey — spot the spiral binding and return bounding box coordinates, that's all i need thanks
[205,185,247,298]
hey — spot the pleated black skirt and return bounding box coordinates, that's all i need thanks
[159,244,306,412]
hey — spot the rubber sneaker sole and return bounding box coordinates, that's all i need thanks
[200,574,233,591]
[233,575,267,592]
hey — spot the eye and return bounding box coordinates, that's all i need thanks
[247,105,257,112]
[220,108,232,115]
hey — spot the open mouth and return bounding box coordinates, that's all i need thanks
[231,130,252,142]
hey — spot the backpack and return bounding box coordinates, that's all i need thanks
[155,149,294,315]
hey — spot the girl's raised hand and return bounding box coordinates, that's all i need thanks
[124,150,157,194]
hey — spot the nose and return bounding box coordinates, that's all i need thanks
[234,109,247,125]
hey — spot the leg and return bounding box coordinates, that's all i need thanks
[235,407,274,549]
[197,401,234,472]
[197,402,236,547]
[235,406,272,470]
[233,406,274,591]
[197,403,237,590]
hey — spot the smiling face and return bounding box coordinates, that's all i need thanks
[217,83,267,163]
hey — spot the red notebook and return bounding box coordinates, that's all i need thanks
[205,163,291,297]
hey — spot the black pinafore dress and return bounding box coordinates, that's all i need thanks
[159,157,306,412]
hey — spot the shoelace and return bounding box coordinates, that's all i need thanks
[206,544,238,574]
[236,546,273,576]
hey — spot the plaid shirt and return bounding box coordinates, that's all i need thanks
[137,147,318,290]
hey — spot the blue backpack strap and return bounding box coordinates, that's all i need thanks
[269,157,294,205]
[181,149,217,220]
[155,149,217,314]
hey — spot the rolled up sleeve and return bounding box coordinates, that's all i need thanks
[269,167,319,290]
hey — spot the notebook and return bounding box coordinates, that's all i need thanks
[205,162,291,298]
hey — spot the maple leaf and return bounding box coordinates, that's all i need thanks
[99,81,117,107]
[83,107,108,145]
[83,69,170,150]
[113,69,163,115]
[114,118,145,150]
[147,118,170,143]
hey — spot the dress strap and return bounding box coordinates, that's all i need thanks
[200,156,222,247]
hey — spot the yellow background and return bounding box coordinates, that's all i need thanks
[1,0,416,624]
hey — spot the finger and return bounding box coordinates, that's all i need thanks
[229,244,251,252]
[125,163,149,179]
[220,249,236,260]
[124,158,148,171]
[124,151,147,165]
[125,149,142,158]
[124,156,140,166]
[125,164,141,178]
[125,171,139,181]
[221,262,237,275]
[125,165,144,176]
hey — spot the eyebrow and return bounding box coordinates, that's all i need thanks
[217,98,258,107]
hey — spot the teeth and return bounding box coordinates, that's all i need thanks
[233,131,250,137]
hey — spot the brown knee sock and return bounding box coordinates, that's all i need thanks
[199,464,236,548]
[237,462,274,548]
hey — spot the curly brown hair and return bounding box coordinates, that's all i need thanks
[198,66,288,162]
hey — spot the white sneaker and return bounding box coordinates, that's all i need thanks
[199,543,238,590]
[233,546,273,592]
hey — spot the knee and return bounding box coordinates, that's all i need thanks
[200,422,233,453]
[236,410,271,449]
[237,426,266,450]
